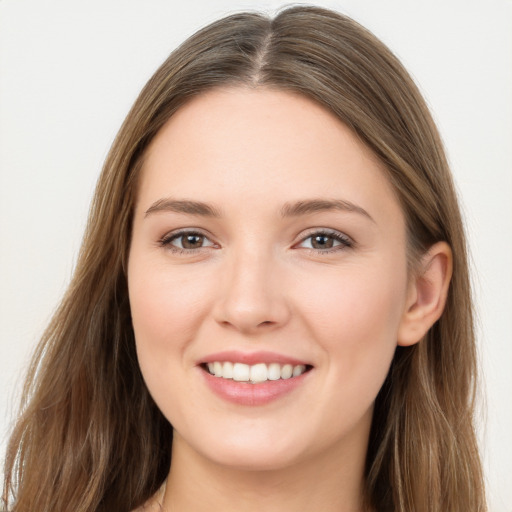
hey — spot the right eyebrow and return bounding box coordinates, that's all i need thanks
[144,198,222,218]
[280,198,375,223]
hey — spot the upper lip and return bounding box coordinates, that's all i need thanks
[199,350,311,367]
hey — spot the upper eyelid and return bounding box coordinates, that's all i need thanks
[160,227,214,241]
[296,228,353,243]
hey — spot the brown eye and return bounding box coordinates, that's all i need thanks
[311,234,335,249]
[161,231,215,251]
[181,234,205,249]
[297,230,353,252]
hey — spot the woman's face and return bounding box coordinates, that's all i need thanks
[128,87,412,471]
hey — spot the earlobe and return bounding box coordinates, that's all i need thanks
[397,241,453,347]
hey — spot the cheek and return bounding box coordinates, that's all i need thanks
[127,259,218,426]
[298,262,407,390]
[128,260,213,366]
[305,263,405,333]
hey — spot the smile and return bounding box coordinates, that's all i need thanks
[199,351,313,405]
[205,362,309,383]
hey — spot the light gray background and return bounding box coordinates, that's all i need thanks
[1,0,511,510]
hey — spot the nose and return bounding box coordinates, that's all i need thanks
[214,248,291,335]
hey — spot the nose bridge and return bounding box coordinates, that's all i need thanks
[216,239,289,332]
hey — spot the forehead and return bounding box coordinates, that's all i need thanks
[137,87,402,225]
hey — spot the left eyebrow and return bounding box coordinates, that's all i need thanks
[144,198,222,218]
[280,199,375,223]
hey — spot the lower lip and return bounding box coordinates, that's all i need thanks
[201,368,310,406]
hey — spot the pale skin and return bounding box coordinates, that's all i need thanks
[128,87,452,512]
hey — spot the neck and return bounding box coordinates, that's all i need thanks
[161,431,368,512]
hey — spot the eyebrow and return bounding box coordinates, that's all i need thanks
[144,197,374,222]
[145,198,222,218]
[280,199,375,222]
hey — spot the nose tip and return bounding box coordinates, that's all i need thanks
[214,258,290,334]
[218,303,282,334]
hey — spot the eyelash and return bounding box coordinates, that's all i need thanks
[158,230,214,255]
[296,229,353,254]
[158,229,354,255]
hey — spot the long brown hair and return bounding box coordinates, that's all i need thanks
[3,6,486,511]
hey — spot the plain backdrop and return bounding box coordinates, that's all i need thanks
[1,0,511,509]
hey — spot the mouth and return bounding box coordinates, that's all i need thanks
[201,361,313,384]
[198,352,313,405]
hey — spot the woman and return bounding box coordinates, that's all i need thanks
[2,6,486,512]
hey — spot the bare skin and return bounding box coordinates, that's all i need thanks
[128,88,452,512]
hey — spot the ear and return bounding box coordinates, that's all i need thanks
[397,241,453,347]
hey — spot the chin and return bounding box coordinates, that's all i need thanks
[176,425,312,472]
[205,443,305,472]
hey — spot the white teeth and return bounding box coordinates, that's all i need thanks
[213,361,223,377]
[232,363,250,381]
[250,363,268,383]
[292,364,306,377]
[267,363,281,381]
[205,361,308,382]
[222,361,233,379]
[281,364,293,379]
